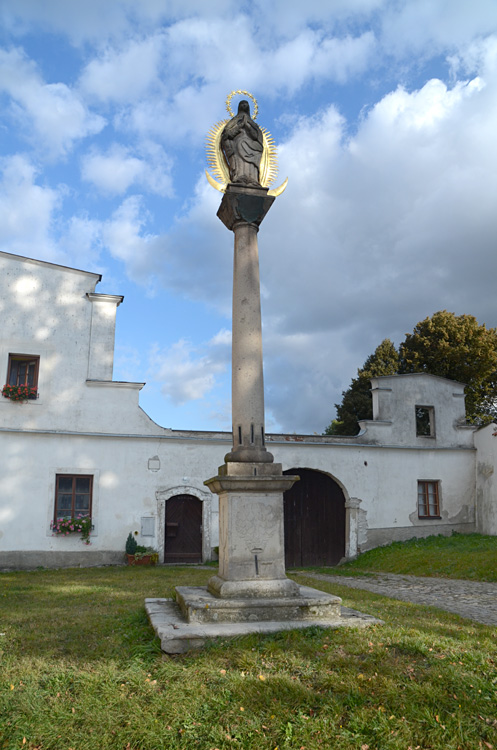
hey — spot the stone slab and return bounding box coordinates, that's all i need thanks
[145,595,382,654]
[176,584,341,623]
[206,575,300,600]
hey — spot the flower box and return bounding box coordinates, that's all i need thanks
[2,384,38,402]
[51,515,93,544]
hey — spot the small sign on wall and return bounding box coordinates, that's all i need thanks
[141,517,155,537]
[148,456,161,472]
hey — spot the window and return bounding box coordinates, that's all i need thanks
[6,354,39,398]
[54,475,93,520]
[415,406,435,437]
[417,481,440,518]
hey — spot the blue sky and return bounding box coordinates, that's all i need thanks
[1,0,497,433]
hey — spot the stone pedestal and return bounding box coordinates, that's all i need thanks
[175,584,342,624]
[205,461,299,599]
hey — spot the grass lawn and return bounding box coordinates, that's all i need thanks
[315,533,497,581]
[0,559,496,749]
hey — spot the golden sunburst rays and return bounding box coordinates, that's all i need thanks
[259,127,278,188]
[205,120,229,192]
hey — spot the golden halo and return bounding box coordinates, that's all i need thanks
[226,90,258,120]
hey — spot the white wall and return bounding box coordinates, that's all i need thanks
[0,251,488,570]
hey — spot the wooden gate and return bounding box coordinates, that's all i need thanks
[164,494,203,563]
[283,468,345,567]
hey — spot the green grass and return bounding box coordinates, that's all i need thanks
[313,533,497,582]
[1,564,497,749]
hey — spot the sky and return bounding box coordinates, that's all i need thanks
[1,0,497,435]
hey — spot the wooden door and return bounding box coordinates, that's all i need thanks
[283,469,345,567]
[164,495,202,563]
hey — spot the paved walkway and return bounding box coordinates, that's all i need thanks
[296,572,497,626]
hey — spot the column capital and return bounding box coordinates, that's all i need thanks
[217,184,275,230]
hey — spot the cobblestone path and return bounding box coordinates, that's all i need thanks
[297,572,497,626]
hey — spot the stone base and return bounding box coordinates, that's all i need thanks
[146,589,382,654]
[176,584,340,624]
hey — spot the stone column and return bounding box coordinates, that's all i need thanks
[218,184,275,464]
[204,183,299,599]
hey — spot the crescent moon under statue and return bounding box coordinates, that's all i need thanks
[205,91,288,197]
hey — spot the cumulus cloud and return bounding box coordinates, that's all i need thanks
[1,0,236,45]
[0,47,105,157]
[149,337,227,404]
[3,1,497,434]
[380,0,497,59]
[0,154,61,259]
[79,34,166,103]
[81,142,174,196]
[115,35,497,432]
[101,196,163,286]
[111,19,376,144]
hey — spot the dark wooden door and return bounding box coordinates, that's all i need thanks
[283,469,345,567]
[164,495,202,563]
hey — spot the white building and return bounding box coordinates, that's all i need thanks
[1,250,496,570]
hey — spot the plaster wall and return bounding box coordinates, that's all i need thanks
[0,253,162,436]
[0,251,488,570]
[0,430,225,567]
[0,426,477,568]
[269,439,476,552]
[368,374,473,448]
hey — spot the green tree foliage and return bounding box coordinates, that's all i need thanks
[399,310,497,424]
[326,311,497,435]
[324,339,399,435]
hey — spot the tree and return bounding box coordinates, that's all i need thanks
[399,310,497,424]
[324,339,399,435]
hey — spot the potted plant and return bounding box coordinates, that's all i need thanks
[125,532,158,565]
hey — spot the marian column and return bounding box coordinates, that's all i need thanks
[203,93,298,599]
[151,93,345,652]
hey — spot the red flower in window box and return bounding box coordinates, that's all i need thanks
[2,384,38,402]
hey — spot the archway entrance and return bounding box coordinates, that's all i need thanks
[164,494,202,563]
[283,468,346,567]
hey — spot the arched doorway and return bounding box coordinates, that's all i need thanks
[164,494,202,563]
[283,468,346,567]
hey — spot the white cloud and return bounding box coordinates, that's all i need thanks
[149,338,227,404]
[74,13,375,146]
[380,0,497,59]
[0,48,105,157]
[59,215,102,269]
[79,34,165,103]
[3,1,497,434]
[81,142,174,196]
[1,0,237,45]
[0,154,61,259]
[101,196,161,283]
